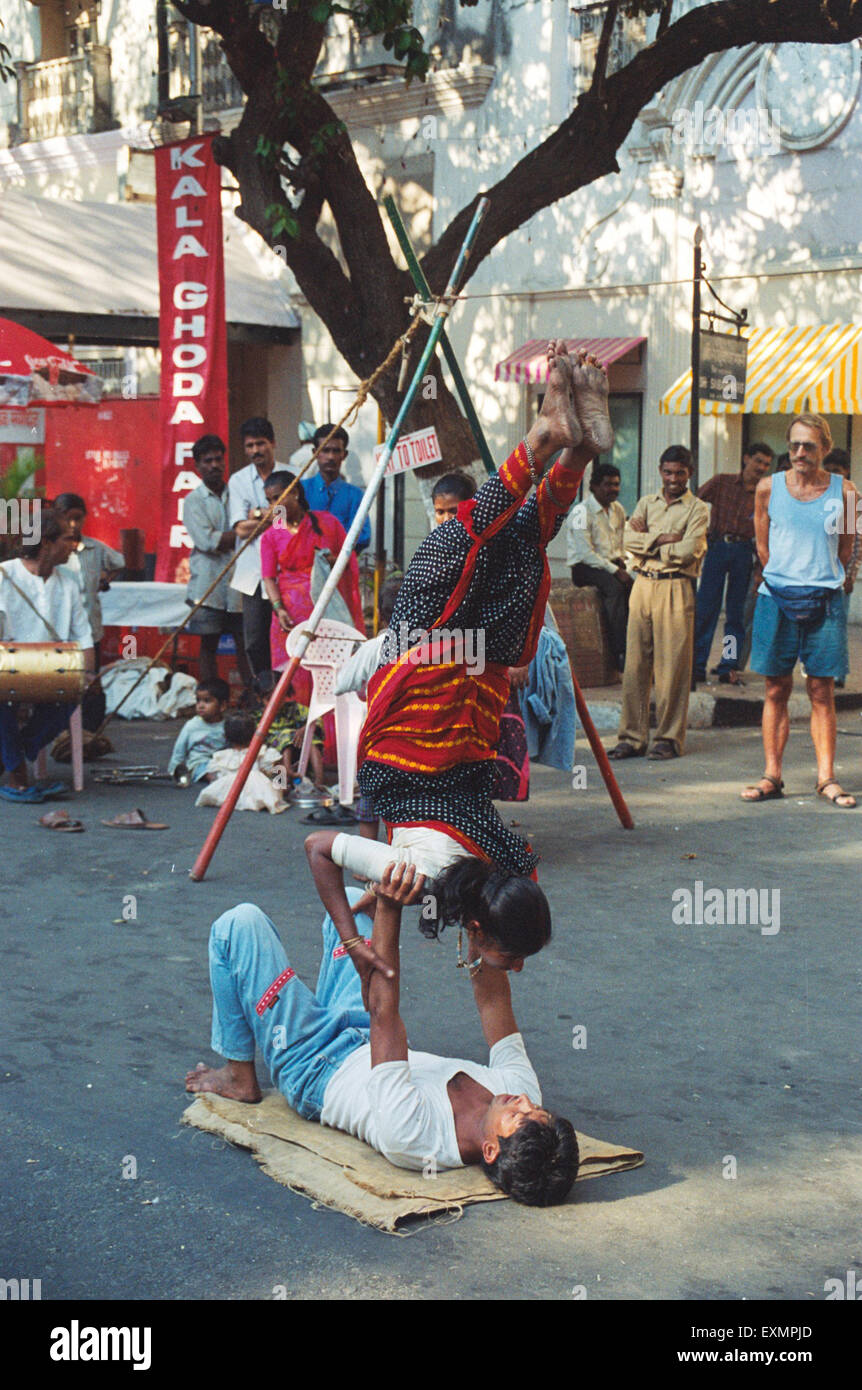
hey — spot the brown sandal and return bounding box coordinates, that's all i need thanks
[607,742,645,760]
[740,775,784,802]
[101,808,169,830]
[38,810,84,832]
[816,779,856,809]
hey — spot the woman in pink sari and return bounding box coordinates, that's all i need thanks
[260,472,365,701]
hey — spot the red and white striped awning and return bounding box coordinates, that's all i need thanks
[495,336,646,384]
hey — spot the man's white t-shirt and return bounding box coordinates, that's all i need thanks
[320,1032,541,1170]
[0,558,93,646]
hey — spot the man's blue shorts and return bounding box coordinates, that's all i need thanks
[750,590,848,679]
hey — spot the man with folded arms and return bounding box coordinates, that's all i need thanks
[608,446,709,761]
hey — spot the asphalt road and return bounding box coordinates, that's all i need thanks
[2,716,860,1302]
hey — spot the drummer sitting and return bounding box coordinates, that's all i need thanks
[0,509,94,802]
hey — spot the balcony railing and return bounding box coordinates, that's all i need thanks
[14,46,114,143]
[201,35,244,113]
[168,22,245,115]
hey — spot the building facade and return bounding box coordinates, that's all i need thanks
[2,1,861,592]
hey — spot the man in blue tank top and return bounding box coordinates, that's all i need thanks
[741,413,857,807]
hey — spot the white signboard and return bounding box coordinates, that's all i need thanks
[0,408,45,444]
[374,425,442,477]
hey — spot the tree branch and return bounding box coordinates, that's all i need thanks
[591,1,621,102]
[425,0,862,293]
[657,2,674,39]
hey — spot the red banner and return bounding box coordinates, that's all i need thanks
[154,134,228,582]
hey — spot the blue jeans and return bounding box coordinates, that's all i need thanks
[0,701,75,773]
[694,540,753,674]
[208,890,371,1121]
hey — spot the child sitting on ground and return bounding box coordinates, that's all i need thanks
[244,675,326,796]
[168,677,230,784]
[195,712,286,814]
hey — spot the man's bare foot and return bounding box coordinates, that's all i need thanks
[184,1060,262,1102]
[570,351,615,455]
[528,339,583,462]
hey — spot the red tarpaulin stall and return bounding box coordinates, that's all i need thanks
[43,397,161,557]
[0,317,102,405]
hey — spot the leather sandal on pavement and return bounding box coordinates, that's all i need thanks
[647,740,679,760]
[606,742,645,760]
[816,779,856,809]
[740,775,784,802]
[101,808,169,829]
[38,810,84,832]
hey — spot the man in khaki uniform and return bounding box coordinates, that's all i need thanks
[608,446,709,760]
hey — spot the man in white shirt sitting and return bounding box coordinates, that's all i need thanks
[186,864,579,1206]
[567,462,631,670]
[0,509,94,800]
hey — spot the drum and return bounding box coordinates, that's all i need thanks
[0,642,86,703]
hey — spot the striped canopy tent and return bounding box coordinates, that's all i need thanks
[660,323,862,415]
[495,336,645,383]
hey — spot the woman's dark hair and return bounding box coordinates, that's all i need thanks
[224,712,256,747]
[481,1117,579,1206]
[265,470,322,536]
[420,858,551,958]
[19,507,65,557]
[53,492,87,515]
[431,472,476,502]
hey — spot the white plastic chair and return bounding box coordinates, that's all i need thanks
[285,619,367,806]
[34,706,85,792]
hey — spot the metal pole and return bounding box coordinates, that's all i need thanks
[384,194,495,476]
[393,473,405,571]
[190,197,490,880]
[374,408,386,634]
[690,226,703,482]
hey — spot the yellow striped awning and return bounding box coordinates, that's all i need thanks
[660,323,862,415]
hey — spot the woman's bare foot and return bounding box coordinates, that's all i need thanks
[184,1060,262,1102]
[570,351,615,455]
[527,339,583,462]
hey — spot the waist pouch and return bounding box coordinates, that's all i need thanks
[765,582,835,628]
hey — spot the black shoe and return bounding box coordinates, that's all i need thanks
[693,670,706,684]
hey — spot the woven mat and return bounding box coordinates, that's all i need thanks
[183,1091,644,1234]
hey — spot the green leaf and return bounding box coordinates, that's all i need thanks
[265,203,299,242]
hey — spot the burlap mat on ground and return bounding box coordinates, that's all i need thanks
[182,1091,644,1234]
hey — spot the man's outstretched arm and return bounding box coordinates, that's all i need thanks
[368,863,425,1066]
[469,952,519,1050]
[305,830,395,1002]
